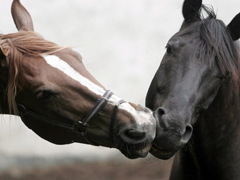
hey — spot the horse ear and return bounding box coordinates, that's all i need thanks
[182,0,202,23]
[227,13,240,41]
[11,0,34,31]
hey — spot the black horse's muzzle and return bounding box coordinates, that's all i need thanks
[150,107,193,159]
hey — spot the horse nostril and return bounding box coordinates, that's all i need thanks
[155,107,166,117]
[126,129,146,138]
[120,129,146,143]
[180,124,193,144]
[154,107,169,129]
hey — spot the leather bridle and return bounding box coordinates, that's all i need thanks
[17,90,125,146]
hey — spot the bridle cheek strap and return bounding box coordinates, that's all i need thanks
[76,90,114,145]
[77,90,125,146]
[109,99,126,146]
[18,90,124,146]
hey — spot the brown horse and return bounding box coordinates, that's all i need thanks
[0,0,156,159]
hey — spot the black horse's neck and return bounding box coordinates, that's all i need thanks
[173,81,240,180]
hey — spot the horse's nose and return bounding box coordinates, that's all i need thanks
[154,107,169,129]
[120,128,146,143]
[180,124,193,144]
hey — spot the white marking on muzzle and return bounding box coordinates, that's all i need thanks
[43,55,153,126]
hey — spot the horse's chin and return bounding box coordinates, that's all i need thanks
[149,143,176,160]
[122,151,148,159]
[119,142,153,159]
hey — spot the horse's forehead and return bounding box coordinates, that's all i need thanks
[20,55,45,75]
[19,54,80,84]
[21,52,82,74]
[170,33,195,44]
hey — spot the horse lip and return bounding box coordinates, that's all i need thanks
[150,143,175,159]
[135,142,152,155]
[118,142,153,159]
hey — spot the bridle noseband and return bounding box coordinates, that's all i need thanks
[18,90,125,146]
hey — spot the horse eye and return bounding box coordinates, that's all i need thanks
[218,74,228,83]
[36,90,56,102]
[166,45,172,54]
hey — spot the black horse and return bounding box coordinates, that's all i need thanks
[146,0,240,179]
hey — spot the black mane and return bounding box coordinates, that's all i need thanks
[180,4,240,90]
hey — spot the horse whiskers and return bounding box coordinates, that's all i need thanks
[125,143,132,157]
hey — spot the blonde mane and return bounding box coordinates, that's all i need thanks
[0,31,65,114]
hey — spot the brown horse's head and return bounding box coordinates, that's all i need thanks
[0,0,156,159]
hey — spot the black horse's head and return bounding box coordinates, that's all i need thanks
[146,0,240,159]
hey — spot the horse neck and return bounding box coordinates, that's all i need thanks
[178,82,240,179]
[170,79,240,180]
[0,83,10,114]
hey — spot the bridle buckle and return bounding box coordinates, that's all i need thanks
[74,121,88,133]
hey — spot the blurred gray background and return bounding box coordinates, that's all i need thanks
[0,0,239,179]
